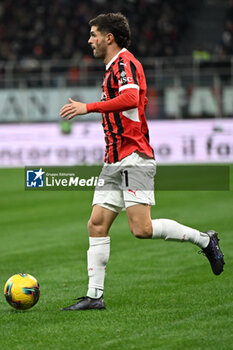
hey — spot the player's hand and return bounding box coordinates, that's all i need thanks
[60,98,87,120]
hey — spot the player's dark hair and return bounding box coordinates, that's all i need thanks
[89,13,131,49]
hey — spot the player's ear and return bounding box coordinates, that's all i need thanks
[106,33,114,45]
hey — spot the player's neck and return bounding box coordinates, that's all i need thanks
[104,45,122,66]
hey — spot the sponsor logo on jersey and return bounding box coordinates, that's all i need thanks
[118,76,133,85]
[119,62,127,67]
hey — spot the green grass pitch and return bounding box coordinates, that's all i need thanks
[0,167,232,350]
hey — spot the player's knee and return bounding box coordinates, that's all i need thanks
[88,218,100,235]
[130,223,152,239]
[88,218,107,236]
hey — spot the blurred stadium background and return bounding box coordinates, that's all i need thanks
[0,0,233,167]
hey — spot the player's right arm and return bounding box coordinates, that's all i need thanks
[60,98,87,120]
[60,88,139,120]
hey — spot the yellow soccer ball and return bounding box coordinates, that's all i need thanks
[4,273,40,310]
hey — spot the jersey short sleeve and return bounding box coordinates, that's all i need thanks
[116,57,140,93]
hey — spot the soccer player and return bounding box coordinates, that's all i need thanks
[60,13,225,311]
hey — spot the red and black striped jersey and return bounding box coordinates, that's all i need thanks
[100,48,154,163]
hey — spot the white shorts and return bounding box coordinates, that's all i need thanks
[92,152,156,213]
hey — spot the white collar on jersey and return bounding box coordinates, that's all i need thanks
[105,48,127,70]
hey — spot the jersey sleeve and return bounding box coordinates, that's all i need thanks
[116,57,140,93]
[86,88,139,113]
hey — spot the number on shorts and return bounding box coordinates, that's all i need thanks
[123,170,129,187]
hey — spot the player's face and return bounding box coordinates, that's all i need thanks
[88,26,108,59]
